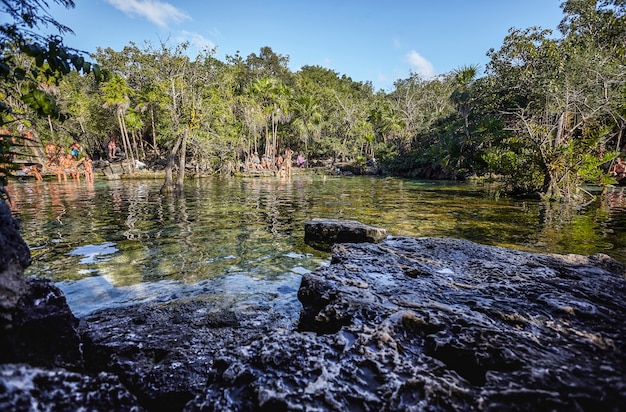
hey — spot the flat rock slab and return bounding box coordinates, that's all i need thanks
[297,237,626,410]
[304,218,388,251]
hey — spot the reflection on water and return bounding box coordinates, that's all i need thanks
[7,176,626,317]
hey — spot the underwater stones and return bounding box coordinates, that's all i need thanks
[304,218,388,251]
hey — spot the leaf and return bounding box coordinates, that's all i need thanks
[72,55,84,71]
[21,90,57,116]
[93,64,102,81]
[14,68,26,80]
[0,62,9,76]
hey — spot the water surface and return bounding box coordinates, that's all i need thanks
[7,175,626,317]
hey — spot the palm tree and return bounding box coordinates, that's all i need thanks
[249,77,275,158]
[101,74,135,167]
[135,87,163,156]
[291,94,322,155]
[451,64,479,141]
[270,80,292,155]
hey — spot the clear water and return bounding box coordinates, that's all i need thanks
[6,176,626,317]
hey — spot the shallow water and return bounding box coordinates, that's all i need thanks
[7,175,626,317]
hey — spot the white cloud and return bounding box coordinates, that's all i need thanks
[393,38,402,49]
[105,0,191,28]
[376,72,394,90]
[405,50,435,79]
[177,31,216,52]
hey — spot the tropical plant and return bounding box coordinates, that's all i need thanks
[0,0,103,192]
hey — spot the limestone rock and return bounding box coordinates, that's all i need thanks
[0,201,31,319]
[80,237,625,411]
[0,364,143,411]
[0,201,30,272]
[304,218,388,251]
[297,237,626,410]
[0,200,82,369]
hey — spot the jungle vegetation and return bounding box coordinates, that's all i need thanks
[1,0,625,201]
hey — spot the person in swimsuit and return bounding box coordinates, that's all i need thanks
[83,156,94,183]
[107,137,117,160]
[283,149,293,177]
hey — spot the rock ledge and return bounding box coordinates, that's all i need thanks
[1,212,625,411]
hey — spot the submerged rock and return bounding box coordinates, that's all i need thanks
[304,218,388,251]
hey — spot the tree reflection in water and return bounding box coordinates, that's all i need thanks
[6,176,626,315]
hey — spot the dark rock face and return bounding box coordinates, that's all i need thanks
[0,200,81,369]
[0,277,82,369]
[2,227,626,410]
[304,218,388,251]
[0,201,31,325]
[0,364,143,411]
[78,301,255,411]
[0,201,30,272]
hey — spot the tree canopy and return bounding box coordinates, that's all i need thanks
[1,0,624,202]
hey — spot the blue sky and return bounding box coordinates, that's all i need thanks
[43,0,565,91]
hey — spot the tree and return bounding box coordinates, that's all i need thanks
[0,0,102,190]
[245,46,292,84]
[291,93,322,155]
[101,73,135,166]
[485,8,625,200]
[451,64,479,142]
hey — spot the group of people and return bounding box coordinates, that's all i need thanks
[249,148,306,178]
[44,141,94,183]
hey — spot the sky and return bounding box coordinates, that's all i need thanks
[39,0,565,91]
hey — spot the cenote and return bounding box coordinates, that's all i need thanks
[7,175,626,319]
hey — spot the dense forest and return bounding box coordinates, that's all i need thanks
[1,0,625,201]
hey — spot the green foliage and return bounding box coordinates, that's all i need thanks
[1,0,623,204]
[481,139,545,194]
[0,0,105,190]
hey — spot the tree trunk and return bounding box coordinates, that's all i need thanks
[151,107,159,156]
[160,134,183,194]
[47,116,55,143]
[264,124,270,157]
[272,114,276,152]
[175,129,188,192]
[120,114,135,168]
[116,113,130,167]
[139,131,146,159]
[131,130,139,161]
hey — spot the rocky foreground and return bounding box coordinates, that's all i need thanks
[1,206,625,411]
